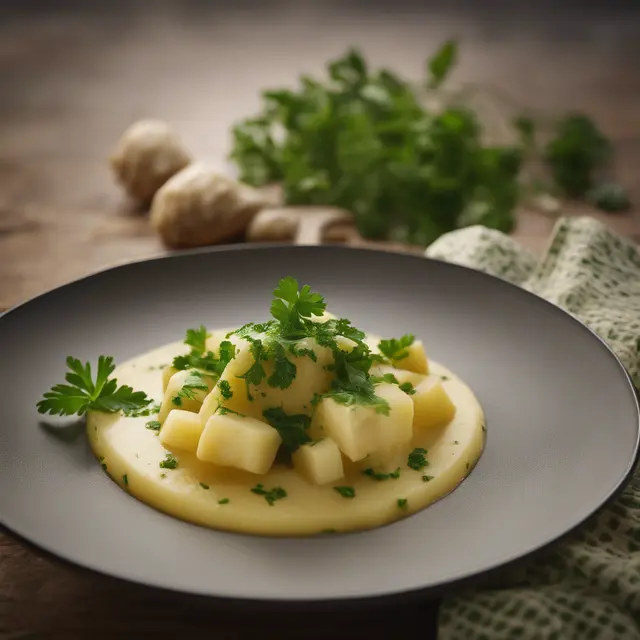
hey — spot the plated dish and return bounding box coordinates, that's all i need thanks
[37,278,484,536]
[0,245,637,601]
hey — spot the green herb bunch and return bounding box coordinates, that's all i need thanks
[231,41,629,246]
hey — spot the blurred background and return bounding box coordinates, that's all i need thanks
[1,0,639,309]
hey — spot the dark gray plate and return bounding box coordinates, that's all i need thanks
[0,245,638,602]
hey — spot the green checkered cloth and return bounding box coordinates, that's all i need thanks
[426,217,640,640]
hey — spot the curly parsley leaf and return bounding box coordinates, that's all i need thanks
[271,276,326,334]
[173,331,236,376]
[262,407,311,452]
[324,345,390,415]
[378,335,414,361]
[37,356,152,417]
[267,343,297,389]
[185,326,210,354]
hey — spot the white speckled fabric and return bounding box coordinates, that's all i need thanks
[426,217,640,640]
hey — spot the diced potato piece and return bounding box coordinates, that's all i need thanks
[369,364,427,388]
[412,375,456,429]
[312,310,336,322]
[205,329,239,355]
[159,409,204,453]
[162,365,178,392]
[209,337,334,420]
[292,438,344,485]
[335,336,357,352]
[197,412,282,475]
[158,370,216,424]
[318,383,414,461]
[392,340,429,374]
[198,387,221,425]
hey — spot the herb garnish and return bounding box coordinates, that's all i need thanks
[199,482,210,490]
[218,498,230,505]
[334,486,356,499]
[172,325,236,377]
[159,454,178,469]
[124,401,161,418]
[171,371,210,406]
[422,475,434,482]
[218,379,233,400]
[399,382,416,395]
[217,406,242,417]
[229,278,389,414]
[378,335,414,361]
[145,420,161,432]
[230,44,628,241]
[397,498,408,509]
[407,447,429,471]
[362,467,401,481]
[37,356,152,417]
[251,484,287,505]
[262,407,312,452]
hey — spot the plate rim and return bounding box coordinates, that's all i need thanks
[1,242,639,602]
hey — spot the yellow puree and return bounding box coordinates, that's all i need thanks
[88,334,485,536]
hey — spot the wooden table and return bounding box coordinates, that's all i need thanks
[1,1,639,637]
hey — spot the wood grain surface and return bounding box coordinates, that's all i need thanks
[1,1,639,637]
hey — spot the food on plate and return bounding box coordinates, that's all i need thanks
[109,119,191,203]
[38,277,485,536]
[150,163,267,248]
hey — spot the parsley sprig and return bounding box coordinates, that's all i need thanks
[378,335,414,361]
[37,356,152,416]
[173,326,236,377]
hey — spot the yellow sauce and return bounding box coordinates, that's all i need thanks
[88,333,485,536]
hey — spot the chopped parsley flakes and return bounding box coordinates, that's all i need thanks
[251,484,287,505]
[145,420,161,432]
[159,454,178,469]
[397,498,408,509]
[218,379,233,400]
[199,482,210,490]
[407,447,429,471]
[334,486,356,499]
[218,498,230,505]
[362,467,401,481]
